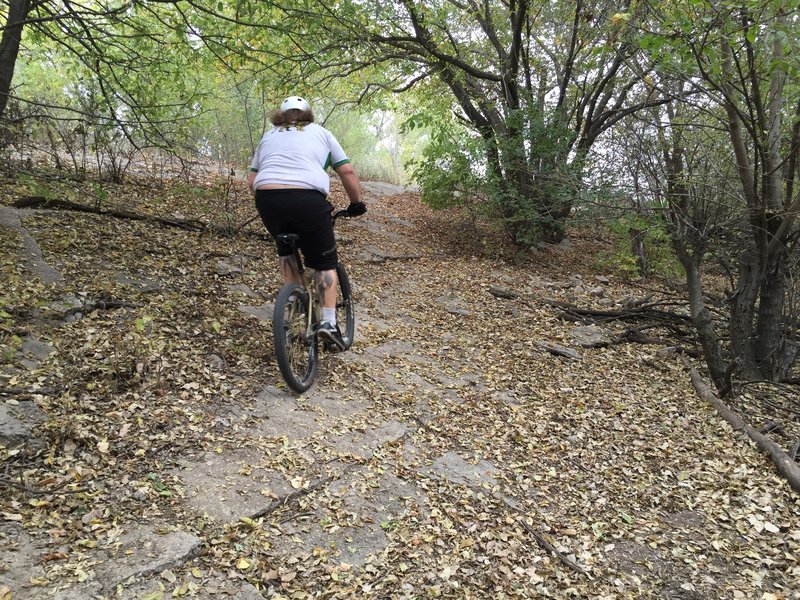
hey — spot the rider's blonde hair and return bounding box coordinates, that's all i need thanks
[270,108,315,127]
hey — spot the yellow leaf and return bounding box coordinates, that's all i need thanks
[236,557,251,570]
[191,567,202,578]
[0,585,12,600]
[97,439,110,453]
[239,517,258,528]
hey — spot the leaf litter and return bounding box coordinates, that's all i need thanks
[0,171,798,599]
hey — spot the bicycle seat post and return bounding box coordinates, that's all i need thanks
[277,233,304,276]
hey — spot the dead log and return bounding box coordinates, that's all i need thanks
[15,196,205,232]
[684,358,800,494]
[547,299,693,326]
[612,328,700,357]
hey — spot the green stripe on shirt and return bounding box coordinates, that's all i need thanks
[323,153,351,170]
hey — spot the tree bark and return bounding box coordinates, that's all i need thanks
[755,242,788,379]
[629,227,647,278]
[0,0,32,120]
[729,250,762,381]
[673,244,727,390]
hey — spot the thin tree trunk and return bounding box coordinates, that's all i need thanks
[629,227,647,278]
[0,0,31,119]
[729,251,762,381]
[673,243,727,390]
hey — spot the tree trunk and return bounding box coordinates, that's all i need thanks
[629,227,647,278]
[729,251,762,381]
[0,0,32,120]
[755,241,788,379]
[672,241,727,390]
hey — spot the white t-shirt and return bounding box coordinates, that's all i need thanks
[249,123,350,195]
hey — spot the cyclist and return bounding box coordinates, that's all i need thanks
[248,95,366,350]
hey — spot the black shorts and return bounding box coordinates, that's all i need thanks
[255,189,338,270]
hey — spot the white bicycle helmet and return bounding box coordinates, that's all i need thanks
[280,96,311,114]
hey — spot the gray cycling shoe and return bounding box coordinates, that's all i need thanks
[318,321,345,351]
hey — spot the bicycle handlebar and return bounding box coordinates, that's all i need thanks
[332,209,350,221]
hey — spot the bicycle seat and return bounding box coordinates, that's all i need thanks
[277,233,300,244]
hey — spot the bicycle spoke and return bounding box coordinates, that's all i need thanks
[273,285,317,393]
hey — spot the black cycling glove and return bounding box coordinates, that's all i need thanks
[346,201,367,217]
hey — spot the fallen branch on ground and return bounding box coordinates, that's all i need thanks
[683,358,800,494]
[516,515,589,575]
[614,328,699,357]
[547,299,693,328]
[15,196,206,231]
[13,196,267,240]
[0,475,90,496]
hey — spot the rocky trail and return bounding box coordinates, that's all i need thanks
[1,175,798,599]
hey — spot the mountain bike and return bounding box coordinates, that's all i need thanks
[272,209,355,393]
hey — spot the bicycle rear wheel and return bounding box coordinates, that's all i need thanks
[336,263,355,350]
[273,283,317,393]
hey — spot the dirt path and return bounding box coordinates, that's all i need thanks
[1,180,798,599]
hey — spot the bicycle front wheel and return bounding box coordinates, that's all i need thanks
[273,283,317,393]
[336,263,355,350]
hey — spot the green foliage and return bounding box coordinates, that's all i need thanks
[326,109,411,185]
[405,104,580,246]
[0,331,22,364]
[595,215,684,280]
[404,113,486,212]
